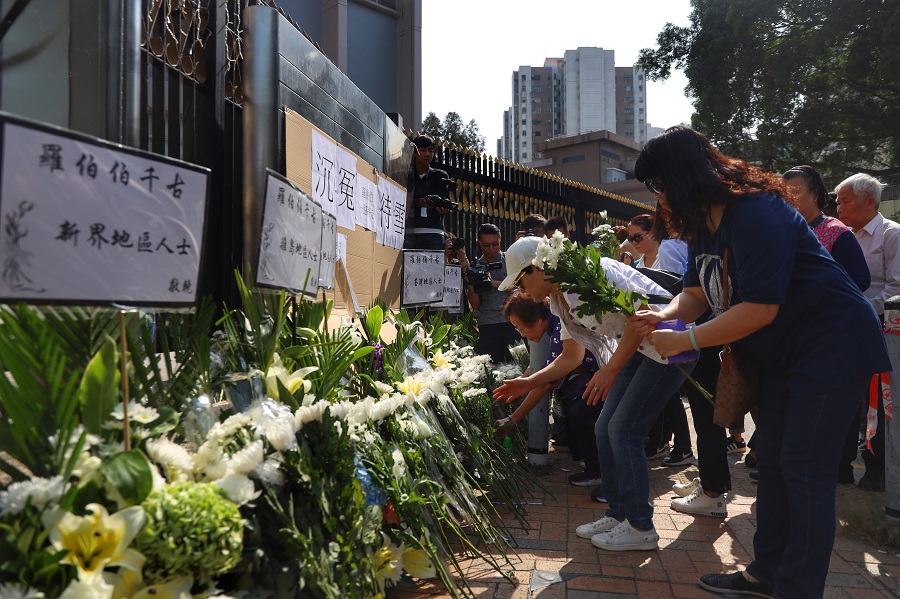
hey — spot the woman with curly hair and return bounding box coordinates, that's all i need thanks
[631,127,889,598]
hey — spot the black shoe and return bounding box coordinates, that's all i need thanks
[590,485,608,503]
[858,471,885,492]
[749,469,758,481]
[698,572,773,597]
[744,453,757,469]
[568,471,602,487]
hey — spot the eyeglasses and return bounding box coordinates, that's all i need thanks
[514,266,533,289]
[645,178,664,195]
[627,233,646,243]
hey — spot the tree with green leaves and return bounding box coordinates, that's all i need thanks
[637,0,900,180]
[420,111,486,152]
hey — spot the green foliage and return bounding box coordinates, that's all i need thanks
[421,111,486,153]
[77,339,120,435]
[98,450,154,507]
[135,482,244,584]
[550,244,647,318]
[637,0,900,177]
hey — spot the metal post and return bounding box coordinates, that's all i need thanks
[527,336,551,466]
[883,296,900,518]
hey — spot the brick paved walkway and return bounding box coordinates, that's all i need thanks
[390,402,899,598]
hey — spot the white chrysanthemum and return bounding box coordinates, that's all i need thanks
[215,474,260,505]
[301,393,317,407]
[391,449,407,479]
[0,475,66,517]
[255,416,298,452]
[373,380,394,395]
[108,401,159,424]
[329,401,352,421]
[347,398,373,427]
[146,438,195,482]
[228,440,265,475]
[254,456,284,486]
[295,400,329,427]
[0,582,45,599]
[333,420,344,437]
[208,413,252,444]
[370,396,402,422]
[462,387,487,399]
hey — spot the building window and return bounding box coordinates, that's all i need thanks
[601,149,620,161]
[532,74,541,80]
[532,119,542,125]
[624,96,633,103]
[521,74,526,81]
[625,119,634,125]
[533,86,542,92]
[533,107,541,114]
[522,141,528,146]
[533,131,541,136]
[522,119,527,125]
[523,152,528,158]
[623,108,633,114]
[562,154,586,164]
[638,85,643,91]
[624,85,632,92]
[639,108,644,113]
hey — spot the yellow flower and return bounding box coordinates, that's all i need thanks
[45,503,146,576]
[265,353,318,398]
[395,376,423,396]
[430,349,451,370]
[402,546,436,579]
[372,533,405,591]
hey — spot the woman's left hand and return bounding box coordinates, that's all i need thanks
[493,377,532,403]
[647,329,690,358]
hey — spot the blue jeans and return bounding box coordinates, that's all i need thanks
[745,374,865,598]
[594,353,694,530]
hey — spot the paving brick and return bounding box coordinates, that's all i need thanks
[566,575,637,594]
[635,580,675,598]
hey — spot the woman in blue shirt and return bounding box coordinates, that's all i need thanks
[632,127,890,599]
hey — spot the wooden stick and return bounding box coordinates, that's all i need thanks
[119,311,131,451]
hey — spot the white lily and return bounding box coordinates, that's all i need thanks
[402,546,436,579]
[265,353,318,398]
[45,503,146,576]
[131,575,194,599]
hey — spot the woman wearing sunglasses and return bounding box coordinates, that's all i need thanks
[627,214,689,273]
[631,126,889,598]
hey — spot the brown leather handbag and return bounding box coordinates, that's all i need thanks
[713,248,762,427]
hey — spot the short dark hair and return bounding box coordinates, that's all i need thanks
[412,134,434,149]
[503,291,551,323]
[477,223,501,239]
[522,214,546,230]
[545,216,568,235]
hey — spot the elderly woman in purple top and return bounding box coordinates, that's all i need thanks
[493,292,602,487]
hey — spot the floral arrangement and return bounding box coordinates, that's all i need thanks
[0,273,539,599]
[533,230,648,320]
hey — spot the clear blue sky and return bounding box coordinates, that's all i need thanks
[421,0,695,151]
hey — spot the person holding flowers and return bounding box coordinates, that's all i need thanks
[492,231,696,552]
[631,126,890,598]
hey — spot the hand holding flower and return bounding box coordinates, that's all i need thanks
[629,311,665,338]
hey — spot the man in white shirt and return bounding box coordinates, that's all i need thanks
[835,173,900,491]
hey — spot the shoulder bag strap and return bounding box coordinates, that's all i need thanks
[722,247,730,312]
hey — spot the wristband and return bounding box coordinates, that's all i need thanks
[688,324,701,352]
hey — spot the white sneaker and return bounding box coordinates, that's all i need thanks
[575,516,622,539]
[671,486,727,518]
[672,477,701,497]
[591,520,659,551]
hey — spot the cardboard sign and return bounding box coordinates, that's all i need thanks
[401,250,444,307]
[318,212,337,290]
[0,113,209,306]
[434,265,463,312]
[256,170,322,297]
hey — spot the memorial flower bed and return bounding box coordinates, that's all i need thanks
[0,276,538,599]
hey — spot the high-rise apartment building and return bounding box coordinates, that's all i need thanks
[499,47,649,163]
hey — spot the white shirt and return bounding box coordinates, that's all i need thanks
[634,239,689,274]
[854,212,900,315]
[549,258,672,365]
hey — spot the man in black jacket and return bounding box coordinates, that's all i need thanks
[405,135,454,251]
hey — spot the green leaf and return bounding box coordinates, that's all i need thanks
[98,450,153,506]
[365,305,383,341]
[78,339,120,435]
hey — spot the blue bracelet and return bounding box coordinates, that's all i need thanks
[688,324,701,351]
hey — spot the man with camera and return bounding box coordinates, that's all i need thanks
[405,135,457,251]
[467,223,520,363]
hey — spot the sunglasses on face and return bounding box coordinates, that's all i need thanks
[514,266,534,289]
[627,233,647,243]
[645,178,664,195]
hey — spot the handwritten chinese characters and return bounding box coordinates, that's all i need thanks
[256,171,323,297]
[0,117,209,305]
[401,250,445,307]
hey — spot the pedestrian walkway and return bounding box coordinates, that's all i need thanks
[389,406,899,598]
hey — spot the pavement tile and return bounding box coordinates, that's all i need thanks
[635,580,675,598]
[566,575,637,594]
